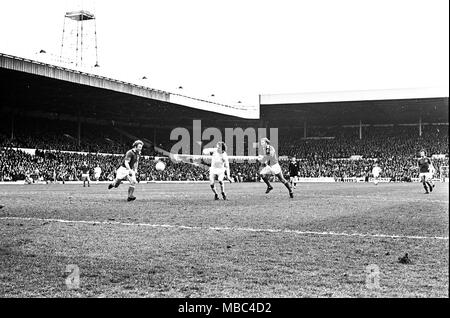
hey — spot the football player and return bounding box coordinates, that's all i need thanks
[372,163,382,185]
[288,157,299,189]
[80,161,91,187]
[108,140,143,201]
[203,142,231,200]
[259,138,293,198]
[418,150,435,194]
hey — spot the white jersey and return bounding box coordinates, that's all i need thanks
[372,166,382,176]
[203,148,230,175]
[94,167,102,175]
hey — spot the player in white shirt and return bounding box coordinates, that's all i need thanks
[94,165,102,182]
[372,163,382,185]
[203,142,231,200]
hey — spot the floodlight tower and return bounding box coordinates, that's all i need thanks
[60,0,99,68]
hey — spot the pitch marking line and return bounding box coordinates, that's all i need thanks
[1,216,448,241]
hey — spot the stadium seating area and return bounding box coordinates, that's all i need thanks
[0,124,448,182]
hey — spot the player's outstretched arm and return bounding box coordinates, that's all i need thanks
[202,148,216,155]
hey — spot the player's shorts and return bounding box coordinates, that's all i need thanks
[260,163,282,175]
[81,173,90,179]
[116,167,137,184]
[419,172,433,181]
[210,167,226,182]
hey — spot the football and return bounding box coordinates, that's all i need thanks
[155,161,166,171]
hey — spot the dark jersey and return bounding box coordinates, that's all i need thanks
[418,157,432,173]
[289,162,299,176]
[80,165,90,174]
[262,145,278,165]
[122,149,140,170]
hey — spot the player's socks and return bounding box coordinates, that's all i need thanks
[128,186,135,198]
[426,182,434,192]
[222,192,227,200]
[108,183,114,190]
[282,180,293,192]
[210,185,219,200]
[218,181,226,196]
[423,183,429,193]
[281,181,294,198]
[262,176,272,190]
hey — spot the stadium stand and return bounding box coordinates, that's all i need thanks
[1,123,448,182]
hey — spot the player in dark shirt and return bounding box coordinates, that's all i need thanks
[418,150,435,194]
[288,157,299,189]
[259,138,293,198]
[108,140,143,201]
[80,162,91,187]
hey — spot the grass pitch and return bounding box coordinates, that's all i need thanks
[0,182,448,298]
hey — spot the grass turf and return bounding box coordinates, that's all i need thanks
[0,182,448,297]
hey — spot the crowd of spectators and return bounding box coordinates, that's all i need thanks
[0,125,448,183]
[279,125,448,159]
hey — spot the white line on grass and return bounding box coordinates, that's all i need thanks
[300,195,449,204]
[1,216,448,241]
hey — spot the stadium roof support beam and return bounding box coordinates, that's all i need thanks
[10,113,15,140]
[419,116,422,137]
[304,120,307,139]
[359,120,362,140]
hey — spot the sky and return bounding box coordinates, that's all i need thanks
[0,0,448,107]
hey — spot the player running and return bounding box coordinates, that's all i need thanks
[418,150,435,194]
[259,138,294,198]
[372,162,382,185]
[80,162,91,187]
[108,140,143,201]
[288,157,299,189]
[203,142,231,200]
